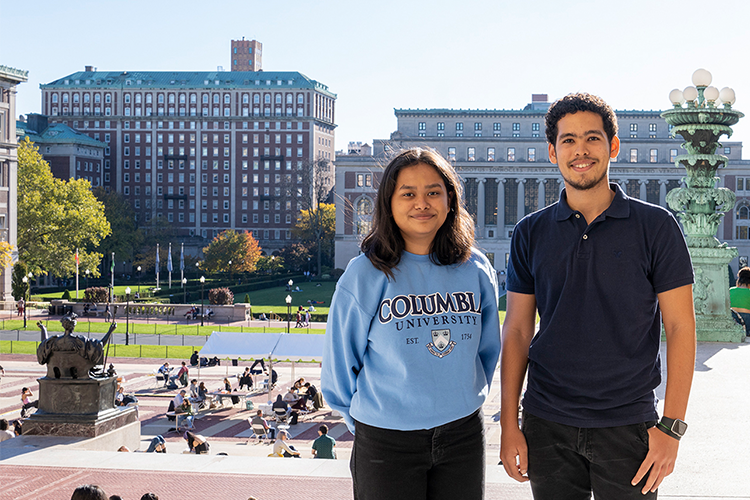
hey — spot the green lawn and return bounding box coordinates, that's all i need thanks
[0,340,197,360]
[33,280,337,315]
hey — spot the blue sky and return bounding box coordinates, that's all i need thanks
[3,0,750,156]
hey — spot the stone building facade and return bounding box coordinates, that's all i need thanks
[335,95,750,282]
[0,65,27,301]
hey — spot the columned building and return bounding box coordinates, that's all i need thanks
[0,65,27,302]
[335,95,750,282]
[39,67,336,252]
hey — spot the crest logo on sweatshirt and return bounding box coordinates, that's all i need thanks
[426,329,456,358]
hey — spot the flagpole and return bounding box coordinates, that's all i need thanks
[75,248,79,299]
[156,244,160,291]
[110,252,115,302]
[180,243,184,290]
[168,243,172,289]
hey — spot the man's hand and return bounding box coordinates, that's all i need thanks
[500,425,529,482]
[631,426,679,494]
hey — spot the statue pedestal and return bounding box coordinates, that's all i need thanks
[690,247,746,343]
[23,376,139,438]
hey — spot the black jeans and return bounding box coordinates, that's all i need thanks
[351,410,484,500]
[522,411,657,500]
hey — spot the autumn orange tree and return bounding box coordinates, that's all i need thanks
[201,230,262,277]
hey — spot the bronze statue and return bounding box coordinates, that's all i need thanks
[36,313,117,379]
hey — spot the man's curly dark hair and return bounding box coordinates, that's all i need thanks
[545,92,618,146]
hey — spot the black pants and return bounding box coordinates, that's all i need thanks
[522,411,657,500]
[351,410,484,500]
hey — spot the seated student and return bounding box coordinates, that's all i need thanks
[251,409,276,440]
[258,312,268,321]
[238,367,253,390]
[730,266,750,335]
[0,418,14,442]
[175,398,195,430]
[157,362,171,386]
[183,430,209,454]
[188,379,199,400]
[146,435,167,453]
[168,361,189,388]
[311,424,336,459]
[273,430,301,458]
[304,382,324,411]
[196,382,209,407]
[189,351,199,366]
[20,387,38,418]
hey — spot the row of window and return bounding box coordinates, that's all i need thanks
[52,92,306,106]
[52,106,308,118]
[76,120,305,133]
[415,121,670,138]
[436,147,732,163]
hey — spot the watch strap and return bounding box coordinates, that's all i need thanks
[657,417,686,440]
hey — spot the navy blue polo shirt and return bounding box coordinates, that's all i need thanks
[507,183,693,428]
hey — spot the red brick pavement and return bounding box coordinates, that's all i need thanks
[0,464,354,500]
[0,464,531,500]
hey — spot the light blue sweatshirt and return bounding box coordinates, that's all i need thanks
[322,249,501,434]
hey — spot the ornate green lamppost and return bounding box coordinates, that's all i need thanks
[663,68,745,342]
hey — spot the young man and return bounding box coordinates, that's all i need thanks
[500,93,696,499]
[311,424,336,459]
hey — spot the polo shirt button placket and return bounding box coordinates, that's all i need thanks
[582,235,588,240]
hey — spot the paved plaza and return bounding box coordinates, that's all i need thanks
[1,321,749,499]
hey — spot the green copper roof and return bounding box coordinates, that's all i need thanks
[17,121,106,148]
[41,70,336,98]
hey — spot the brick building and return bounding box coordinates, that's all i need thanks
[39,67,336,252]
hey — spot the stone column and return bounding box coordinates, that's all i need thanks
[659,180,668,208]
[498,179,506,233]
[537,179,545,210]
[477,177,486,238]
[517,179,526,221]
[639,179,648,201]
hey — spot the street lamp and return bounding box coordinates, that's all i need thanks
[21,276,28,329]
[285,295,292,333]
[288,279,293,291]
[200,276,205,327]
[664,68,744,342]
[125,287,131,345]
[136,266,141,295]
[85,269,90,290]
[182,278,187,303]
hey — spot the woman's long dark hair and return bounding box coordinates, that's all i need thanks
[361,148,474,279]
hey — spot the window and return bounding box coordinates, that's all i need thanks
[630,149,638,163]
[487,147,495,162]
[448,147,456,161]
[649,123,657,132]
[507,148,515,162]
[649,149,658,163]
[725,147,732,155]
[670,149,678,163]
[527,148,536,162]
[532,123,540,137]
[437,122,445,131]
[455,122,463,131]
[467,147,476,161]
[474,122,482,131]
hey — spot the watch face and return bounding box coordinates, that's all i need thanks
[672,419,688,436]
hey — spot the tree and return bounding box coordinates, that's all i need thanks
[277,242,312,273]
[17,138,111,277]
[92,187,143,265]
[293,203,336,272]
[202,230,262,276]
[283,158,334,277]
[11,261,28,301]
[256,255,285,274]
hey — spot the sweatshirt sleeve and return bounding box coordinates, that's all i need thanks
[321,285,372,435]
[477,259,502,391]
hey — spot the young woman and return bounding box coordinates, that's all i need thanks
[322,148,501,500]
[20,387,38,418]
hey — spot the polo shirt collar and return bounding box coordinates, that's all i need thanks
[555,182,631,221]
